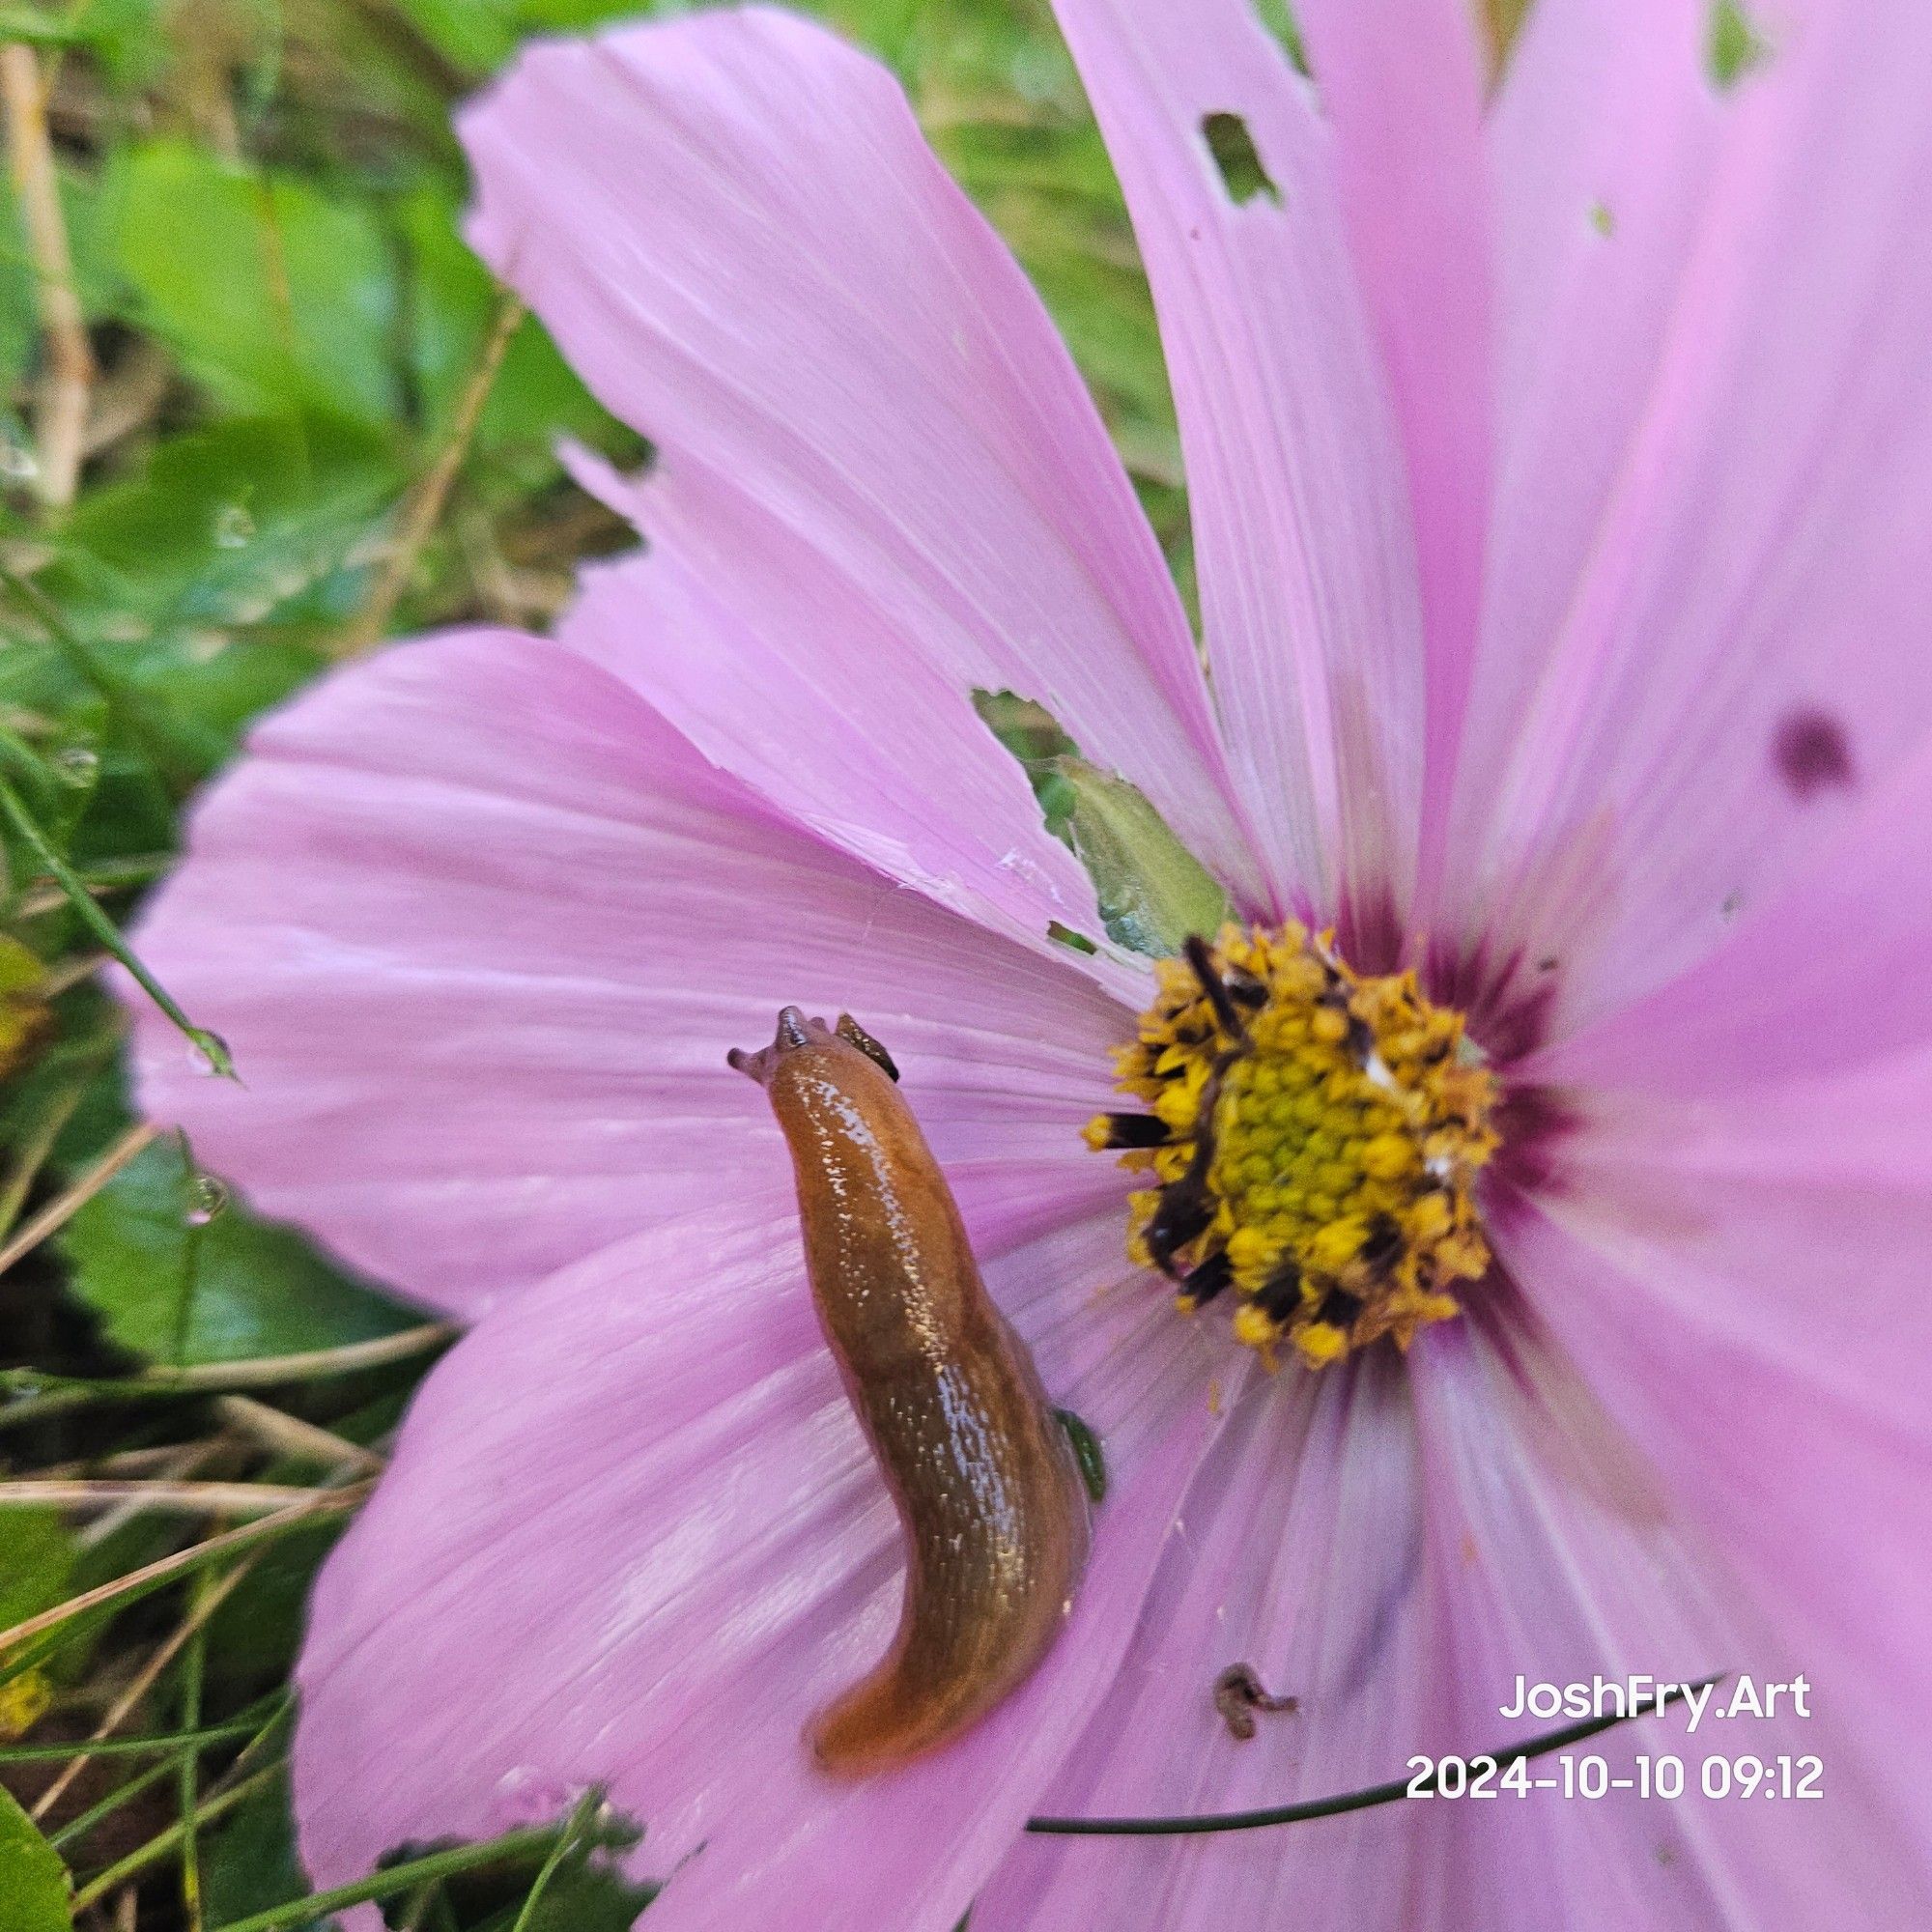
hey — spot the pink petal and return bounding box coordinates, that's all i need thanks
[1406,1320,1929,1926]
[1525,736,1932,1094]
[1289,0,1492,881]
[458,9,1265,910]
[985,1318,1930,1928]
[559,528,1111,975]
[1491,1039,1932,1867]
[979,1356,1438,1926]
[1450,0,1932,1037]
[128,630,1139,1318]
[1047,0,1430,927]
[294,1203,1227,1932]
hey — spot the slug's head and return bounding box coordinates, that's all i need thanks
[728,1006,901,1090]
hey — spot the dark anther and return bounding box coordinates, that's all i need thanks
[836,1012,899,1081]
[1314,1286,1358,1330]
[1182,934,1244,1038]
[1343,1013,1373,1062]
[1147,1180,1213,1276]
[1101,1112,1171,1150]
[1357,1213,1403,1271]
[1226,970,1268,1010]
[1180,1250,1233,1308]
[1213,1663,1298,1742]
[1256,1259,1303,1322]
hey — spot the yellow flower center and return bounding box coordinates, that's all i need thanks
[1086,923,1499,1372]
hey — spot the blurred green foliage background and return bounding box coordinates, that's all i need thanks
[0,2,1182,1924]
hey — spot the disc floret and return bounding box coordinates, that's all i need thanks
[1087,923,1498,1371]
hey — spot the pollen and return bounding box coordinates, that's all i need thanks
[1087,923,1498,1371]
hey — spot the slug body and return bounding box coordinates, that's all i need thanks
[731,1008,1092,1776]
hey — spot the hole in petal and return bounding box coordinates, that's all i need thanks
[1772,708,1856,802]
[1201,112,1280,208]
[974,689,1230,957]
[1707,0,1772,91]
[1250,0,1312,78]
[373,1797,652,1929]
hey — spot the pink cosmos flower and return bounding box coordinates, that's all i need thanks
[127,1,1932,1926]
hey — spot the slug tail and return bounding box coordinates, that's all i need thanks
[808,1662,986,1778]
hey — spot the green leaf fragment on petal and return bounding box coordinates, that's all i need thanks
[1043,757,1231,958]
[974,690,1230,959]
[1708,0,1771,90]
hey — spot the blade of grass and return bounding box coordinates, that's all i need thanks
[0,1120,158,1276]
[206,1820,590,1932]
[1,1323,453,1428]
[0,777,235,1076]
[0,1479,338,1514]
[0,1716,269,1763]
[508,1787,604,1932]
[70,1757,286,1910]
[178,1572,211,1932]
[342,286,525,654]
[0,1484,370,1678]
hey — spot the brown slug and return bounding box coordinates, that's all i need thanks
[730,1006,1092,1776]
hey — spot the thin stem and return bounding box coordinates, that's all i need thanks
[509,1788,603,1932]
[206,1822,570,1932]
[1025,1677,1725,1836]
[1,1322,453,1427]
[177,1575,211,1932]
[70,1758,285,1909]
[1,1715,268,1763]
[50,1754,178,1854]
[342,287,525,654]
[0,1120,158,1276]
[0,1485,370,1666]
[213,1396,386,1474]
[0,776,234,1075]
[0,41,94,505]
[0,1479,338,1515]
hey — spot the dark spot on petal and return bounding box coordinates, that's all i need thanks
[1202,112,1279,207]
[1773,708,1856,802]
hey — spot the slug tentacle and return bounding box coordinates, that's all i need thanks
[733,1006,1092,1776]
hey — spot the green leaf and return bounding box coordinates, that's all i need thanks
[0,1784,72,1932]
[31,415,401,743]
[203,1779,322,1932]
[55,1142,414,1367]
[400,186,627,469]
[0,1507,75,1633]
[1047,757,1232,956]
[108,141,400,427]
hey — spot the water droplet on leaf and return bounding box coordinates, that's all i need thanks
[213,503,254,549]
[185,1030,235,1078]
[185,1173,229,1226]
